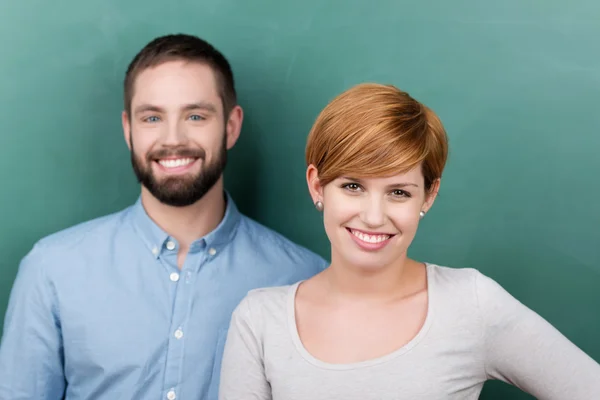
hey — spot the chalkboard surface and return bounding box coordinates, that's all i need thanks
[1,1,599,398]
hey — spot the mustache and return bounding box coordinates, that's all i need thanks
[147,147,205,161]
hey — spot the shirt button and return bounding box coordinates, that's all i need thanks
[166,241,176,251]
[169,272,180,282]
[208,247,217,256]
[174,329,184,339]
[152,247,159,256]
[167,389,176,400]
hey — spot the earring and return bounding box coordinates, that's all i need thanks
[315,200,324,211]
[419,211,425,219]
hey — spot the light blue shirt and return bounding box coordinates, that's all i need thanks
[0,192,328,399]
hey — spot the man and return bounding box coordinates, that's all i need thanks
[0,33,328,400]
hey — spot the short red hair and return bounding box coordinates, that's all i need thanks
[305,83,448,192]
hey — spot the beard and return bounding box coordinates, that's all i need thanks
[130,134,227,207]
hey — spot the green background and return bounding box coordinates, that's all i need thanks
[1,1,599,398]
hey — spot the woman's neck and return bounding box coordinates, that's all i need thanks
[322,254,426,303]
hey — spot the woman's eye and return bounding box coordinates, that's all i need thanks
[342,183,361,192]
[392,189,411,198]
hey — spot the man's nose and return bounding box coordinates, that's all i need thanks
[162,120,188,146]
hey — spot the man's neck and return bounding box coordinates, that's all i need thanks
[140,178,227,251]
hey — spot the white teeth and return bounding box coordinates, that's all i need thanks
[350,229,391,243]
[158,158,194,168]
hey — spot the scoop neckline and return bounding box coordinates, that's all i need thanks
[286,262,436,370]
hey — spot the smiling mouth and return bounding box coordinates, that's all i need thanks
[347,228,394,244]
[156,157,197,169]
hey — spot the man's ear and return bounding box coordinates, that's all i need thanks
[122,110,132,150]
[306,164,324,204]
[225,105,243,150]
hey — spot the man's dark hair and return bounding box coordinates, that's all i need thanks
[123,33,237,117]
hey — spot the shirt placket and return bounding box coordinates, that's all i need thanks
[160,243,206,400]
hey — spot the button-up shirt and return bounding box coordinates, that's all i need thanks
[0,193,328,399]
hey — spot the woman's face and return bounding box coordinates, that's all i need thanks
[308,164,438,271]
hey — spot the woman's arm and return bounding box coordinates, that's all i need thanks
[476,271,600,399]
[219,295,272,400]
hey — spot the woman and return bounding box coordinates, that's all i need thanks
[218,83,600,399]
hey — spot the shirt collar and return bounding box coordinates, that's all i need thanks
[130,191,242,259]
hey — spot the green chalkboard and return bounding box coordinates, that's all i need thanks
[1,1,599,398]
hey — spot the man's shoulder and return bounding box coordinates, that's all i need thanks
[237,214,328,268]
[13,205,133,284]
[31,205,133,256]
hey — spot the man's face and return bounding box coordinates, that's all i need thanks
[123,60,231,207]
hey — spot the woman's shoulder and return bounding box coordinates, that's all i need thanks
[231,282,299,326]
[426,262,482,290]
[425,262,521,311]
[246,283,297,306]
[427,262,496,284]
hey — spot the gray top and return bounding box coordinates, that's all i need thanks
[219,263,600,399]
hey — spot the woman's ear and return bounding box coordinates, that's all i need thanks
[422,178,441,214]
[306,164,324,204]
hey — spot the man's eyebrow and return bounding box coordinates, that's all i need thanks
[134,104,165,114]
[182,102,218,113]
[133,102,218,115]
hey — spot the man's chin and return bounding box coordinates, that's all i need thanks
[150,189,201,207]
[154,177,197,190]
[141,177,215,207]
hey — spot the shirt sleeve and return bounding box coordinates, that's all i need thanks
[219,295,272,400]
[475,271,600,399]
[0,244,66,399]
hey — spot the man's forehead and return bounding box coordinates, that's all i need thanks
[131,61,222,111]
